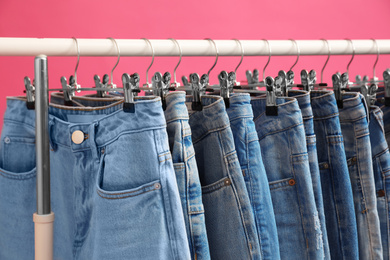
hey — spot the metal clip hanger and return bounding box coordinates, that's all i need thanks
[299,69,317,91]
[318,39,331,87]
[384,69,390,106]
[333,73,344,108]
[232,39,244,87]
[244,39,271,89]
[152,71,171,110]
[265,76,278,116]
[122,73,141,113]
[169,38,182,89]
[24,76,35,109]
[219,70,235,108]
[190,73,207,111]
[142,38,155,95]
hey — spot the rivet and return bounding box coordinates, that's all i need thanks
[289,179,296,186]
[154,183,161,189]
[323,163,329,169]
[3,137,10,144]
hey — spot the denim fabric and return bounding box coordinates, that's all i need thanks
[369,105,390,259]
[310,90,359,260]
[379,104,390,146]
[165,92,210,260]
[187,95,261,260]
[339,93,382,260]
[0,96,190,260]
[288,90,330,259]
[226,93,280,260]
[251,96,323,260]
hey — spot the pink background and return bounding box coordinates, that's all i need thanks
[1,0,390,131]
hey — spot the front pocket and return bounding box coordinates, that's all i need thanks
[2,136,36,173]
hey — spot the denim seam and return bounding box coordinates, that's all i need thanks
[269,178,295,191]
[96,183,160,199]
[257,122,304,141]
[327,136,347,258]
[290,152,309,257]
[312,112,339,121]
[184,152,196,162]
[245,121,264,259]
[339,114,367,123]
[0,169,36,180]
[220,130,254,259]
[165,116,189,124]
[3,118,35,130]
[353,125,375,258]
[192,124,230,144]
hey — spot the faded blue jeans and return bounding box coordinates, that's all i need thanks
[227,93,280,260]
[310,90,359,260]
[251,96,323,260]
[165,92,210,259]
[187,95,262,260]
[0,96,190,260]
[369,105,390,259]
[339,93,382,260]
[288,90,330,259]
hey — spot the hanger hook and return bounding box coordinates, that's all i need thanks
[72,37,80,85]
[262,39,272,82]
[142,38,155,84]
[107,37,120,86]
[169,38,182,85]
[320,39,331,83]
[233,39,244,75]
[371,38,380,80]
[346,39,355,75]
[205,38,219,77]
[289,39,300,71]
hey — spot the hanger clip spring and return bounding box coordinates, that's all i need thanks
[122,73,141,113]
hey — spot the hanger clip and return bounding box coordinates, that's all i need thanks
[60,76,75,106]
[191,73,207,111]
[361,81,378,108]
[277,70,288,96]
[122,73,140,113]
[286,70,295,89]
[265,76,278,116]
[24,76,35,110]
[69,75,81,93]
[152,72,171,110]
[219,71,235,108]
[332,73,344,108]
[383,70,390,106]
[94,74,109,98]
[246,69,260,89]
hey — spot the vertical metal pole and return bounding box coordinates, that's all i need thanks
[33,55,54,260]
[35,55,50,215]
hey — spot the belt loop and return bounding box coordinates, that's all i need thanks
[360,93,370,124]
[48,119,57,151]
[88,121,99,160]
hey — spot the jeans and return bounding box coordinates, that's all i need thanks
[310,90,359,260]
[339,93,382,260]
[288,90,330,259]
[0,96,190,260]
[369,105,390,260]
[251,96,323,260]
[227,93,280,260]
[53,91,210,260]
[165,92,210,260]
[187,95,261,260]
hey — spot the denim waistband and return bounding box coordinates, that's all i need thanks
[50,92,122,107]
[164,92,189,123]
[226,93,253,121]
[288,90,313,120]
[250,96,302,139]
[5,96,166,149]
[186,95,230,143]
[310,90,339,120]
[339,92,369,122]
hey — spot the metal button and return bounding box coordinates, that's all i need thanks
[323,163,329,169]
[154,183,161,189]
[71,130,85,144]
[224,178,231,186]
[289,179,296,186]
[3,137,10,144]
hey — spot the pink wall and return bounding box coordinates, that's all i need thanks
[1,0,390,131]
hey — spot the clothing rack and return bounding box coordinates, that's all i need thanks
[0,37,389,260]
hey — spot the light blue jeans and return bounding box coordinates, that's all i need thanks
[369,105,390,259]
[165,92,210,259]
[0,96,190,260]
[288,90,330,259]
[227,93,280,260]
[310,90,359,260]
[339,93,383,260]
[251,96,323,260]
[187,95,262,260]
